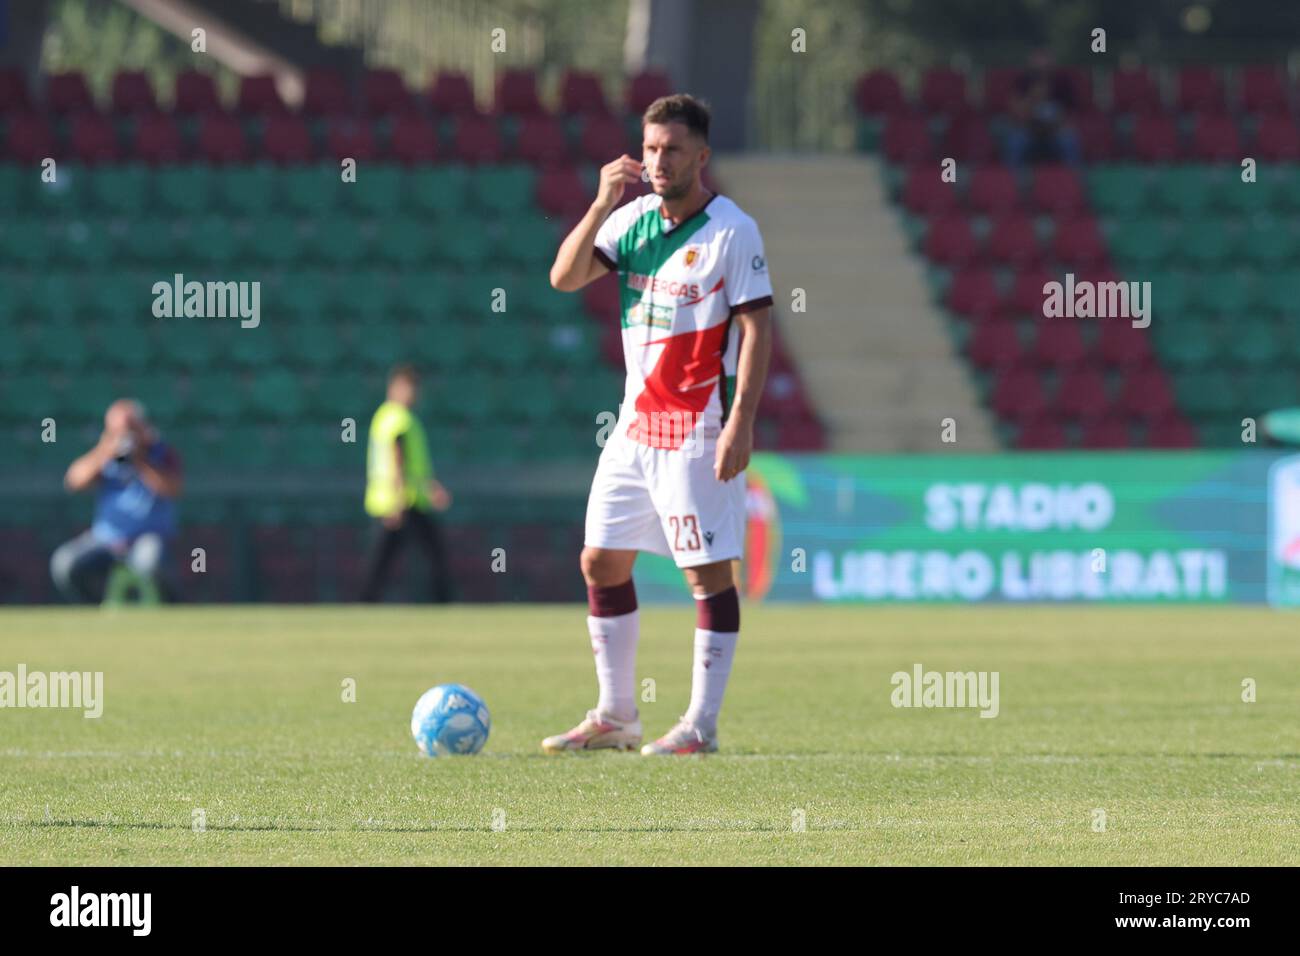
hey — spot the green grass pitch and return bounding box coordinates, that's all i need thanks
[1,605,1297,865]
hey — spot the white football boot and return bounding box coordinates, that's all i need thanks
[541,709,642,754]
[640,717,718,755]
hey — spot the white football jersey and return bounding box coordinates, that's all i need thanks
[593,192,772,451]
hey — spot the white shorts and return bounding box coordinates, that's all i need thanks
[584,427,746,569]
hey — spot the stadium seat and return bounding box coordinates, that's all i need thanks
[1111,67,1162,113]
[132,112,185,163]
[625,70,672,113]
[5,114,57,163]
[495,69,544,116]
[46,71,94,114]
[345,163,403,216]
[1029,165,1086,216]
[512,115,569,166]
[1030,320,1087,368]
[1114,367,1177,418]
[1254,114,1300,161]
[175,70,223,115]
[991,367,1048,423]
[238,75,287,115]
[408,166,470,216]
[0,68,31,112]
[303,68,352,116]
[940,111,997,162]
[560,70,609,115]
[1079,417,1131,448]
[471,165,535,215]
[361,67,410,115]
[451,115,503,164]
[69,113,120,163]
[110,71,156,114]
[1007,268,1053,316]
[262,115,315,164]
[881,115,932,163]
[984,214,1041,268]
[197,114,250,163]
[388,114,441,164]
[429,71,477,114]
[1189,113,1241,161]
[1054,365,1110,420]
[947,268,1001,318]
[981,67,1019,114]
[536,165,589,218]
[901,164,960,216]
[578,115,632,164]
[1176,67,1225,112]
[325,117,379,161]
[967,167,1021,214]
[855,70,906,115]
[966,318,1023,369]
[1072,110,1116,162]
[919,68,966,113]
[1130,114,1181,162]
[923,214,978,267]
[1051,215,1107,269]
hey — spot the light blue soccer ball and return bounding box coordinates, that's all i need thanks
[411,683,491,757]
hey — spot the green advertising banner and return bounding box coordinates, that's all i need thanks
[636,451,1300,605]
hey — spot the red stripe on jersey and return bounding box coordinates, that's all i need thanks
[627,322,729,449]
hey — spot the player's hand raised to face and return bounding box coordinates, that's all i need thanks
[596,154,644,212]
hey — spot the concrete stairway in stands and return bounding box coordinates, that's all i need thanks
[713,154,998,451]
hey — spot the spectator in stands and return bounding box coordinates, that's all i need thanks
[51,399,183,603]
[1003,49,1082,167]
[360,365,455,602]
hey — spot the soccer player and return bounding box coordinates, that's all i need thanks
[51,399,183,603]
[360,364,455,602]
[542,94,772,755]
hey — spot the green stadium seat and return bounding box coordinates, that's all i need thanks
[497,214,558,268]
[1253,268,1300,315]
[279,317,348,368]
[1,218,51,267]
[0,164,26,213]
[65,372,118,421]
[273,271,332,324]
[30,319,92,370]
[1201,272,1252,315]
[281,163,342,215]
[246,218,306,266]
[155,166,212,214]
[90,164,148,215]
[1240,368,1297,414]
[64,218,115,268]
[408,166,470,217]
[27,273,81,322]
[246,368,307,420]
[372,217,432,268]
[393,272,457,320]
[185,370,246,422]
[470,166,535,215]
[1176,368,1238,416]
[125,216,177,264]
[96,320,156,370]
[1156,315,1220,370]
[346,164,404,217]
[214,164,275,215]
[1107,220,1170,269]
[313,372,377,422]
[1146,269,1190,318]
[1215,171,1277,218]
[1150,167,1214,217]
[183,217,245,267]
[429,223,492,268]
[1181,220,1239,270]
[308,215,371,267]
[1088,166,1149,218]
[332,269,391,325]
[1239,217,1299,270]
[409,320,472,369]
[1223,320,1280,368]
[32,164,83,214]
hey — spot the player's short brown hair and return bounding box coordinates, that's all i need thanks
[389,363,418,386]
[642,94,710,142]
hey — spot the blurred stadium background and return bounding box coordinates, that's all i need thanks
[2,0,1299,604]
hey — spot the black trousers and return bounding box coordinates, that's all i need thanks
[359,509,454,603]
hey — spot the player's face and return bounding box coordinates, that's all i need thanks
[643,122,709,201]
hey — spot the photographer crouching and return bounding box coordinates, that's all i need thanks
[50,399,183,604]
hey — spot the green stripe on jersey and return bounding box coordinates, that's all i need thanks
[616,206,711,328]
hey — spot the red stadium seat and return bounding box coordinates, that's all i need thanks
[1008,269,1054,316]
[985,214,1042,268]
[1131,114,1181,162]
[536,166,589,217]
[981,67,1019,113]
[495,69,544,116]
[1146,414,1198,448]
[175,70,223,115]
[1079,417,1131,448]
[966,318,1023,369]
[560,70,609,115]
[1030,320,1087,368]
[450,114,502,163]
[947,268,1001,318]
[920,68,967,113]
[881,114,931,163]
[1062,67,1094,111]
[46,71,94,114]
[262,115,314,163]
[325,117,378,161]
[1239,66,1288,113]
[197,114,249,163]
[1111,67,1161,113]
[1177,66,1224,113]
[512,114,569,166]
[1016,418,1069,449]
[69,113,120,163]
[1051,215,1107,269]
[924,214,978,267]
[901,165,960,216]
[6,113,57,162]
[1054,366,1109,420]
[429,71,477,114]
[1072,110,1116,161]
[132,112,184,164]
[967,166,1021,214]
[579,115,632,164]
[363,68,412,115]
[1115,367,1176,418]
[940,111,997,162]
[110,71,155,114]
[855,69,906,114]
[388,114,440,163]
[991,366,1048,422]
[1189,113,1242,161]
[625,70,672,113]
[1095,322,1155,368]
[237,74,287,115]
[1030,165,1086,216]
[0,68,30,112]
[583,276,620,319]
[1254,114,1300,161]
[303,68,352,116]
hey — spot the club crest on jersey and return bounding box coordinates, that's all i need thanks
[683,245,700,267]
